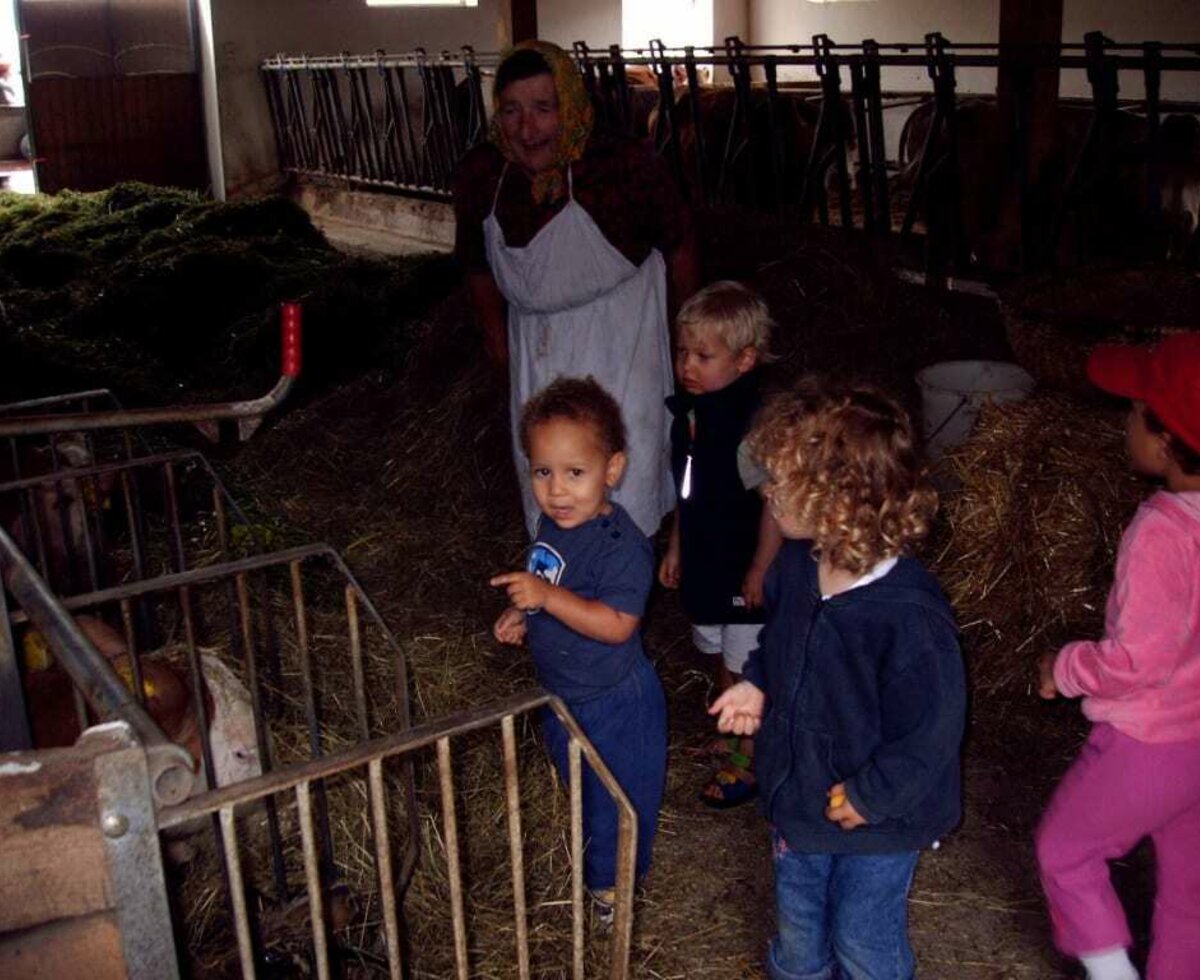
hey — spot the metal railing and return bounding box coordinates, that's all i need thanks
[262,48,491,195]
[159,687,638,979]
[263,33,1200,273]
[0,447,274,751]
[0,301,303,442]
[1,533,636,978]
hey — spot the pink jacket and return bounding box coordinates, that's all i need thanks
[1054,490,1200,743]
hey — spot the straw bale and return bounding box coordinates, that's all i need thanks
[933,392,1144,695]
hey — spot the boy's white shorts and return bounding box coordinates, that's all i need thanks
[691,623,764,675]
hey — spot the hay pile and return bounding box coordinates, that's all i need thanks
[999,265,1199,395]
[0,183,455,405]
[933,392,1145,696]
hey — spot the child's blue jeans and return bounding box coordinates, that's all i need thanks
[769,829,919,980]
[541,655,667,891]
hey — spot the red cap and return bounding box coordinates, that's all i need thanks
[1087,331,1200,453]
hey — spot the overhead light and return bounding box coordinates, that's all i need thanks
[367,1,479,7]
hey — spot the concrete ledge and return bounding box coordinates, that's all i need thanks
[295,180,455,255]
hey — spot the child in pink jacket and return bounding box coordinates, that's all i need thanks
[1036,332,1200,980]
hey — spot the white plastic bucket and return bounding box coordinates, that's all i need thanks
[916,360,1035,459]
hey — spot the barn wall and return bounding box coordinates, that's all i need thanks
[748,0,1200,99]
[537,0,620,51]
[209,0,511,197]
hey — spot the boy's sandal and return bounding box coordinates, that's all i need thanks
[589,888,616,932]
[683,734,740,760]
[700,751,757,810]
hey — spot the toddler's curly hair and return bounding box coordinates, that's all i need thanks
[520,376,627,457]
[749,378,937,574]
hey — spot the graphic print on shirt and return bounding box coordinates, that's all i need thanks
[527,541,566,586]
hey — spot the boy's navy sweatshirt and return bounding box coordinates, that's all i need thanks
[744,539,966,854]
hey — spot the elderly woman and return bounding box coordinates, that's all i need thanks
[454,40,700,538]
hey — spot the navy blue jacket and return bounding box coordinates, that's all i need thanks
[744,540,966,854]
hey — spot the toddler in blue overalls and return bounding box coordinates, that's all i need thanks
[491,376,667,927]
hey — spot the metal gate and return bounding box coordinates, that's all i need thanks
[262,33,1200,274]
[0,338,638,976]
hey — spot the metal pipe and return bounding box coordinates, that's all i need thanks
[0,305,302,439]
[437,736,470,980]
[368,757,404,980]
[220,805,258,980]
[297,781,332,980]
[501,714,531,979]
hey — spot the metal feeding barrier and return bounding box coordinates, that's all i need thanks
[0,301,638,976]
[263,33,1200,273]
[0,301,303,442]
[0,534,637,979]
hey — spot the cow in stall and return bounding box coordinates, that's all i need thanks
[0,433,118,597]
[18,616,261,796]
[3,438,260,806]
[895,97,1195,270]
[621,64,689,138]
[1159,112,1200,261]
[650,84,857,212]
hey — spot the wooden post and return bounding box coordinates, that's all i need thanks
[511,0,537,44]
[996,0,1063,267]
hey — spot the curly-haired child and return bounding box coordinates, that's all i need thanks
[1035,333,1200,980]
[491,376,667,928]
[710,378,966,979]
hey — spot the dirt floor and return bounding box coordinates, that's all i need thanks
[221,271,1133,979]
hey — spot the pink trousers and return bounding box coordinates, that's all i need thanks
[1035,723,1200,980]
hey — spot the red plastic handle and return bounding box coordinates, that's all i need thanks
[281,302,302,378]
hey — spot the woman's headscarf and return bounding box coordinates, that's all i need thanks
[490,39,594,205]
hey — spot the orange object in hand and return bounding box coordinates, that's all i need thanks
[828,791,847,809]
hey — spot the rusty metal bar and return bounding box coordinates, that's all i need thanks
[863,40,891,231]
[236,570,290,902]
[849,58,875,232]
[220,805,258,980]
[437,736,470,980]
[346,585,370,742]
[297,781,332,980]
[119,597,147,708]
[163,460,187,574]
[569,736,584,980]
[501,714,531,979]
[368,757,404,980]
[155,686,539,837]
[290,559,337,884]
[548,700,636,979]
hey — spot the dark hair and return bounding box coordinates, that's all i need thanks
[520,377,627,457]
[1144,407,1200,474]
[495,49,552,97]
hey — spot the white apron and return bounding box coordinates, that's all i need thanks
[484,164,675,537]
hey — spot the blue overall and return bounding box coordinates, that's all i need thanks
[523,504,667,889]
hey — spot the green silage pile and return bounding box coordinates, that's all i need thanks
[0,183,456,404]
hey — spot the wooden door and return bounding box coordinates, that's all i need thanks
[19,0,208,194]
